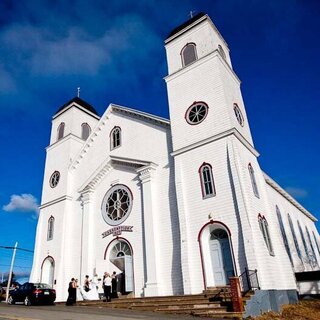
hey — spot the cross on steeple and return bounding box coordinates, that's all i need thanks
[77,87,80,98]
[188,10,196,19]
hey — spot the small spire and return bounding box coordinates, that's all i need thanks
[188,10,196,19]
[77,87,80,98]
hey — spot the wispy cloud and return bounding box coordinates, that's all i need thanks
[3,194,39,216]
[285,187,308,199]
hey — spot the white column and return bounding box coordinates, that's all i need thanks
[137,164,159,296]
[80,189,95,282]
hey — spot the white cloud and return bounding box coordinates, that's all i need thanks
[285,187,308,199]
[3,194,39,215]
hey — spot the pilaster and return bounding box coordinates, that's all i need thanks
[136,164,159,296]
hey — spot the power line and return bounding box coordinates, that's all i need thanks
[0,246,33,253]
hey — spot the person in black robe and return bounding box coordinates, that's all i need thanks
[66,278,77,305]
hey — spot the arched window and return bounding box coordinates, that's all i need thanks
[258,214,274,255]
[218,45,226,60]
[233,103,244,126]
[199,163,216,198]
[57,122,65,141]
[297,221,310,262]
[276,206,293,265]
[81,123,91,140]
[312,231,320,255]
[288,214,302,260]
[248,163,259,198]
[181,43,197,67]
[110,127,121,150]
[47,216,54,241]
[306,227,318,266]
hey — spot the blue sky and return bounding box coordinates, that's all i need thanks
[0,0,319,282]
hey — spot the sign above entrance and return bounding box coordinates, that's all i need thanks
[102,225,133,238]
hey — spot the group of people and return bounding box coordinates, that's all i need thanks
[66,271,118,305]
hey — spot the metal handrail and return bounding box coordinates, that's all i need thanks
[239,268,260,293]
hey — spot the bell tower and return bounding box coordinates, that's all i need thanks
[165,13,254,152]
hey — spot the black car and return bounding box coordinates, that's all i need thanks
[8,282,56,306]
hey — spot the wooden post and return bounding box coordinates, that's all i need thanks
[229,277,244,312]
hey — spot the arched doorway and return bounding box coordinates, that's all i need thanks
[199,221,235,288]
[41,256,54,287]
[105,239,134,294]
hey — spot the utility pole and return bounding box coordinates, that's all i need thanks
[6,242,18,303]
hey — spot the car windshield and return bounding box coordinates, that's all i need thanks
[33,283,52,289]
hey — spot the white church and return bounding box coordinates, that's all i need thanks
[30,13,320,311]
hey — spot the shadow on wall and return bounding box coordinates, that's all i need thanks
[226,146,248,277]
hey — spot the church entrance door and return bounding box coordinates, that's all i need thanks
[41,257,54,287]
[109,241,133,293]
[209,228,234,286]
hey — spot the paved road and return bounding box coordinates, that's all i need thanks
[0,302,208,320]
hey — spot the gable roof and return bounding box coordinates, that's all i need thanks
[54,97,99,117]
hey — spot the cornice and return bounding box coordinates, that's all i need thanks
[171,128,259,157]
[263,172,317,222]
[47,133,84,151]
[78,155,157,193]
[164,50,240,84]
[39,195,73,209]
[136,163,158,183]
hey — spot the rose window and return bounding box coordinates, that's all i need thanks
[186,102,208,124]
[49,171,60,188]
[101,185,132,226]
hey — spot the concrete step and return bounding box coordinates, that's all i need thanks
[192,310,243,319]
[156,305,228,314]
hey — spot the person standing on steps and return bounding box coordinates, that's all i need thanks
[111,271,118,298]
[103,272,112,302]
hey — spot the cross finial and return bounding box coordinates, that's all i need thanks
[188,10,196,19]
[77,87,80,98]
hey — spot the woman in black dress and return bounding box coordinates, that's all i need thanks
[66,278,77,305]
[111,271,118,298]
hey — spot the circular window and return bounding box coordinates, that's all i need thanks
[186,102,208,125]
[233,103,244,126]
[49,171,60,188]
[101,185,133,226]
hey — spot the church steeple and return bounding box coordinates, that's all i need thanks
[164,13,254,153]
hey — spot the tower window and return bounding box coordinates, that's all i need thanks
[233,103,244,126]
[248,163,259,198]
[81,123,91,140]
[258,214,274,255]
[185,101,209,125]
[218,45,226,60]
[110,127,121,150]
[199,163,216,198]
[57,122,65,141]
[288,214,302,260]
[276,206,293,265]
[49,171,60,188]
[47,216,54,241]
[181,43,197,67]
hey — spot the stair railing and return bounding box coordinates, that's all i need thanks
[239,268,260,293]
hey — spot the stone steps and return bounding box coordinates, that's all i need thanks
[77,286,244,318]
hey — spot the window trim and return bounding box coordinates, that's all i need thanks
[276,206,293,265]
[57,122,65,141]
[248,163,259,198]
[233,103,244,127]
[181,42,198,67]
[185,101,209,125]
[47,216,54,241]
[306,226,318,266]
[258,214,274,256]
[199,162,216,199]
[110,126,121,150]
[288,214,302,260]
[81,123,91,140]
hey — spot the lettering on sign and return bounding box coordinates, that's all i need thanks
[102,226,133,238]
